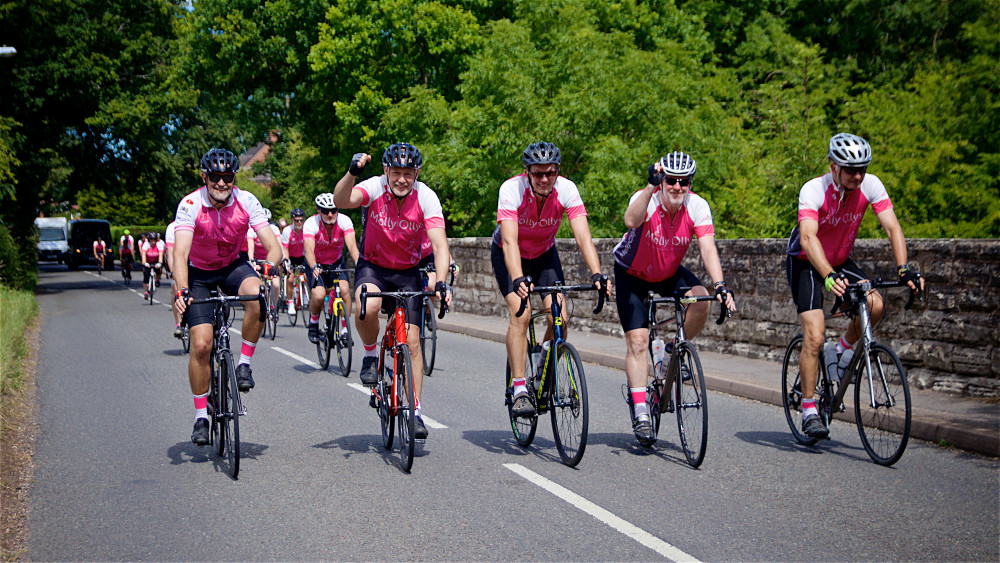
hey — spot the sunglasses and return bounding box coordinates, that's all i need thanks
[840,165,867,176]
[663,177,692,187]
[528,170,559,180]
[319,208,338,215]
[207,172,235,184]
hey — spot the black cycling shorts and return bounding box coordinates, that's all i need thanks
[306,257,347,290]
[185,260,261,328]
[491,243,565,298]
[614,263,704,332]
[787,256,868,314]
[354,258,423,322]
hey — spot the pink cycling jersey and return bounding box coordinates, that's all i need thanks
[353,176,445,270]
[303,213,354,264]
[93,240,106,253]
[491,174,587,259]
[247,223,281,259]
[164,221,176,249]
[614,189,715,282]
[174,186,269,270]
[786,172,892,266]
[281,225,305,258]
[141,240,165,262]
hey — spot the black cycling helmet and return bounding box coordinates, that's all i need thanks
[381,142,423,169]
[200,148,240,174]
[290,208,305,218]
[522,141,561,167]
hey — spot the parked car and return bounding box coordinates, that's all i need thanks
[67,219,113,271]
[35,217,70,263]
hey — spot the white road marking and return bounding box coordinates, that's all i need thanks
[503,463,700,562]
[346,382,447,429]
[271,346,321,370]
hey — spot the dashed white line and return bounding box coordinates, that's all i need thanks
[346,382,447,429]
[503,463,700,562]
[271,346,321,370]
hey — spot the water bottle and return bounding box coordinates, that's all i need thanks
[530,344,542,379]
[535,341,551,383]
[837,349,855,381]
[823,342,840,380]
[651,338,666,378]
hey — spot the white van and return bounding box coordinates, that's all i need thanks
[35,217,70,263]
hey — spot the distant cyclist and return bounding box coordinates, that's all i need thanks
[92,235,107,273]
[493,141,609,419]
[613,151,736,444]
[281,208,307,312]
[304,193,360,344]
[786,133,924,439]
[248,208,282,311]
[333,142,454,440]
[165,221,184,338]
[141,232,165,299]
[172,148,282,446]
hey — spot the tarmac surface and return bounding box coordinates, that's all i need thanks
[439,311,1000,458]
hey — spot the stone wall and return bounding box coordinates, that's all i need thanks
[448,238,1000,397]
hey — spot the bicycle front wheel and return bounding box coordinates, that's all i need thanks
[505,351,538,447]
[148,276,155,305]
[334,305,353,376]
[781,335,820,446]
[219,350,240,478]
[550,343,588,467]
[675,343,708,468]
[316,312,331,370]
[395,345,416,472]
[288,282,299,326]
[377,347,394,449]
[181,326,190,354]
[267,287,278,340]
[420,298,437,376]
[854,343,911,466]
[299,284,310,327]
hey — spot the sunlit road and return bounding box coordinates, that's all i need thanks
[29,266,999,561]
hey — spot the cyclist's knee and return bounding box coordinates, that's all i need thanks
[625,330,647,357]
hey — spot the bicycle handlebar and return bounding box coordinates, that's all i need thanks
[829,277,923,316]
[514,275,609,318]
[645,289,731,326]
[419,262,459,286]
[310,264,353,287]
[185,286,267,323]
[358,285,449,322]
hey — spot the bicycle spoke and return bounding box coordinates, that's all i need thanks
[781,336,820,446]
[550,343,588,467]
[674,345,707,468]
[855,344,911,466]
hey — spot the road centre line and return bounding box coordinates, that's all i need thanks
[346,383,447,429]
[503,463,700,562]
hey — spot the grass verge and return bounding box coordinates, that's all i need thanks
[0,286,38,395]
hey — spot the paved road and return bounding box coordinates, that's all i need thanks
[29,267,1000,561]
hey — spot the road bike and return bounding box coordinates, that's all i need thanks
[315,265,354,375]
[144,263,161,305]
[781,278,919,466]
[361,285,448,472]
[504,276,608,467]
[179,323,190,354]
[288,265,310,327]
[633,289,730,468]
[254,260,279,340]
[184,287,266,479]
[417,263,458,377]
[94,254,103,275]
[120,256,132,287]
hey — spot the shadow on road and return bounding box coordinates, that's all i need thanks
[733,430,873,463]
[460,429,563,465]
[588,431,695,469]
[166,440,269,475]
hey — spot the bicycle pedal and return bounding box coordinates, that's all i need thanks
[238,405,247,416]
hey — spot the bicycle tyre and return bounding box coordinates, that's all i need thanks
[181,326,190,354]
[378,345,394,449]
[221,350,241,478]
[647,379,664,444]
[299,284,310,327]
[675,343,708,468]
[288,281,300,326]
[781,335,820,446]
[550,342,588,467]
[316,310,331,370]
[395,345,416,472]
[420,298,437,376]
[267,284,278,340]
[334,305,353,377]
[148,275,155,305]
[211,350,222,455]
[854,343,911,466]
[505,352,538,447]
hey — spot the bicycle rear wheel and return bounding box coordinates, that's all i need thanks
[854,343,911,466]
[550,342,588,467]
[505,350,538,447]
[316,311,331,370]
[334,305,353,376]
[395,345,416,472]
[781,335,821,446]
[674,343,708,468]
[218,350,240,478]
[288,282,300,326]
[299,284,310,327]
[377,346,394,449]
[420,298,437,376]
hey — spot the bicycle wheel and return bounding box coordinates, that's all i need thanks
[781,335,821,446]
[854,343,911,466]
[148,275,155,305]
[648,379,664,443]
[220,350,241,478]
[181,326,190,354]
[268,290,278,341]
[675,343,708,468]
[287,282,299,326]
[505,350,538,447]
[334,305,353,376]
[299,284,310,327]
[211,351,222,454]
[395,345,416,472]
[550,343,588,467]
[377,344,394,449]
[316,311,331,370]
[420,298,437,376]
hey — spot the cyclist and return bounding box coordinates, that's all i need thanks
[248,208,282,312]
[277,217,289,231]
[281,208,307,312]
[141,232,166,298]
[786,133,924,439]
[92,235,107,273]
[165,221,185,338]
[494,141,610,419]
[304,193,360,344]
[613,151,737,444]
[119,229,135,279]
[172,148,282,446]
[333,142,454,440]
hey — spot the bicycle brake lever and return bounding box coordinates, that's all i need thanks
[257,286,266,322]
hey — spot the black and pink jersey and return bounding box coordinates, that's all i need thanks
[303,214,354,264]
[140,240,165,261]
[491,174,587,259]
[174,186,269,270]
[786,172,892,266]
[353,176,445,270]
[614,189,715,282]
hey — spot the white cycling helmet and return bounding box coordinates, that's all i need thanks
[314,193,336,209]
[828,133,872,166]
[659,151,697,177]
[264,208,272,220]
